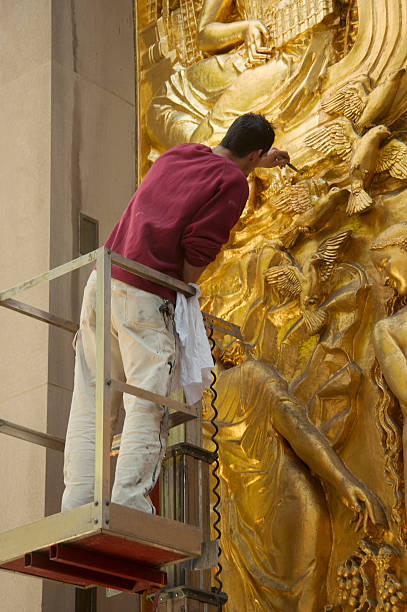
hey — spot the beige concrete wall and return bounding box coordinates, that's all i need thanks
[0,0,137,610]
[0,1,52,610]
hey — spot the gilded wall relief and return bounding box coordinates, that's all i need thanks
[329,539,407,610]
[135,1,407,609]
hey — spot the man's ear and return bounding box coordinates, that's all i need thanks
[247,149,263,163]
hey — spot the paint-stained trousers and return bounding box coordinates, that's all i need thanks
[61,271,176,514]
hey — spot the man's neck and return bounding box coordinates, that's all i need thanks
[211,145,251,176]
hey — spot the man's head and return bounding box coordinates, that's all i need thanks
[220,113,275,159]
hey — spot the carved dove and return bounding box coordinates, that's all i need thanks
[321,69,405,131]
[264,230,352,335]
[305,120,392,215]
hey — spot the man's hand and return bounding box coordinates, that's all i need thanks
[257,147,290,169]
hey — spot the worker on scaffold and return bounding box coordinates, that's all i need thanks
[61,113,290,514]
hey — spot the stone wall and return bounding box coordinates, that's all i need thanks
[0,1,137,610]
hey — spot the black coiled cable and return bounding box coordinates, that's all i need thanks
[207,326,223,595]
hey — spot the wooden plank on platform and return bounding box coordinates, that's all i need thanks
[107,504,201,560]
[0,504,95,565]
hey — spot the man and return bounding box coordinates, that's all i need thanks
[61,113,290,514]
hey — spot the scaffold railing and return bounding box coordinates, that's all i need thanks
[0,247,240,597]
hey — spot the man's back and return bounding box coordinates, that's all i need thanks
[106,143,248,302]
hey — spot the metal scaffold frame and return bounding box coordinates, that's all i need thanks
[0,247,240,593]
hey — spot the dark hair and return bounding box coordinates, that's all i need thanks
[220,113,275,158]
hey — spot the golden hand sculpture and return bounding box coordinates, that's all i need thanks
[197,0,271,64]
[268,366,386,528]
[371,222,407,513]
[264,229,352,334]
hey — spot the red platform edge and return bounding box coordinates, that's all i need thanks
[0,530,193,593]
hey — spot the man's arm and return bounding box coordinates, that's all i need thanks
[183,260,206,284]
[181,171,248,282]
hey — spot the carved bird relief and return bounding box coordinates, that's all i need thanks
[272,180,319,215]
[321,69,406,132]
[264,230,352,335]
[305,120,407,215]
[375,138,407,179]
[272,180,349,248]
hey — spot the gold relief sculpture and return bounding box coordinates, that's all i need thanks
[305,122,407,215]
[371,224,407,522]
[330,538,407,610]
[143,0,340,162]
[135,0,407,608]
[201,360,386,611]
[320,70,406,132]
[264,229,352,335]
[303,67,407,215]
[269,181,349,248]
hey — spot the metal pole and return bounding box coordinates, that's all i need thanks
[0,249,98,302]
[94,247,112,519]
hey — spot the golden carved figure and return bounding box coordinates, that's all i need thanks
[271,182,349,248]
[202,234,380,609]
[371,223,407,516]
[203,360,386,611]
[305,121,407,215]
[264,229,352,335]
[146,0,337,154]
[321,69,405,133]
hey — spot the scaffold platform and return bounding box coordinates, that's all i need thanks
[0,503,200,592]
[0,248,238,598]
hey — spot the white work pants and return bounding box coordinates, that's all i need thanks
[61,271,176,514]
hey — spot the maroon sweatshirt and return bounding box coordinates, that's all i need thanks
[105,143,249,303]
